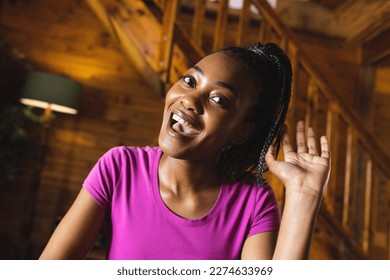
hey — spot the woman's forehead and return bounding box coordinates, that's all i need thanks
[196,52,245,71]
[194,52,254,90]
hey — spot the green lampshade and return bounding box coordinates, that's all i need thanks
[20,71,81,114]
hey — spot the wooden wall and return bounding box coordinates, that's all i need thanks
[296,34,360,108]
[372,66,390,155]
[0,0,164,259]
[0,0,389,260]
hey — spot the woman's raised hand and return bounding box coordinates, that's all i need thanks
[265,120,331,199]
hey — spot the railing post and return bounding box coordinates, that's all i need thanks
[212,0,229,51]
[286,43,298,133]
[236,0,251,46]
[158,0,179,85]
[343,126,357,229]
[192,0,206,48]
[306,78,319,131]
[362,156,372,255]
[258,20,267,43]
[325,105,339,216]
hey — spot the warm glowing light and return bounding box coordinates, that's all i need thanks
[20,98,78,114]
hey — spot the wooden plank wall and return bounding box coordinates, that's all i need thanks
[1,0,388,260]
[0,0,164,259]
[297,37,360,108]
[372,66,390,155]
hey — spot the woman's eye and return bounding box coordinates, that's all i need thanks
[210,96,228,106]
[182,75,196,88]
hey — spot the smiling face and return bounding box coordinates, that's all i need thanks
[158,51,258,161]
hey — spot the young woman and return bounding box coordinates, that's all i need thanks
[39,42,330,260]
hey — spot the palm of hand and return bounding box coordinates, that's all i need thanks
[266,121,331,198]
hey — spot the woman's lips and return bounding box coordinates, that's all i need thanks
[169,113,201,137]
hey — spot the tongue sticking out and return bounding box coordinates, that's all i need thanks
[172,114,200,137]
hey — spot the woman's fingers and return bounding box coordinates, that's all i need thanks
[282,132,293,156]
[320,136,330,159]
[280,121,328,159]
[296,121,307,154]
[307,127,318,156]
[296,121,321,156]
[265,144,277,168]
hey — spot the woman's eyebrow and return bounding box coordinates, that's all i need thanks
[192,65,237,96]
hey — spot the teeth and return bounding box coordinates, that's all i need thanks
[172,113,181,122]
[172,113,197,130]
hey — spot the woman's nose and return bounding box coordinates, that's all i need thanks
[180,91,204,114]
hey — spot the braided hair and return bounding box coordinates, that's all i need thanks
[216,42,292,185]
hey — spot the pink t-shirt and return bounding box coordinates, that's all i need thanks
[83,146,280,260]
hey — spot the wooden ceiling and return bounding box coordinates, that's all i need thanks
[277,0,390,44]
[308,0,347,10]
[178,0,389,45]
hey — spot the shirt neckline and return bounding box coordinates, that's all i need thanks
[151,148,226,227]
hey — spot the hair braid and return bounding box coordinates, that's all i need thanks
[216,42,292,185]
[256,50,291,184]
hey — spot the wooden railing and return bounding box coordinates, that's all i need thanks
[87,0,390,259]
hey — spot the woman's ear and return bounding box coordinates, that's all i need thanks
[232,122,255,144]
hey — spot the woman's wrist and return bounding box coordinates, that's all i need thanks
[284,179,326,197]
[284,188,324,210]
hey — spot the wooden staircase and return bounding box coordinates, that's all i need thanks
[86,0,390,259]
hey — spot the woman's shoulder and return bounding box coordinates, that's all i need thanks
[103,146,161,160]
[225,176,276,202]
[93,146,161,173]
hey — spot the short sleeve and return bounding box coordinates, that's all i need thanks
[83,147,124,210]
[248,184,281,237]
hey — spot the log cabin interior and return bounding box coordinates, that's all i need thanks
[0,0,389,260]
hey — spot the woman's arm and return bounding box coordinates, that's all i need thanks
[272,191,322,259]
[267,120,330,259]
[242,121,330,260]
[39,188,106,259]
[241,231,277,259]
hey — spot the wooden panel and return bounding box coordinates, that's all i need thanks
[372,66,390,158]
[374,67,390,94]
[372,104,390,160]
[0,0,164,259]
[296,37,360,107]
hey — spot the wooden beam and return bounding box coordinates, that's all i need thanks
[86,0,164,96]
[85,0,119,42]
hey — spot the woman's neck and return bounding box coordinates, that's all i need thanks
[157,153,223,219]
[158,153,222,194]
